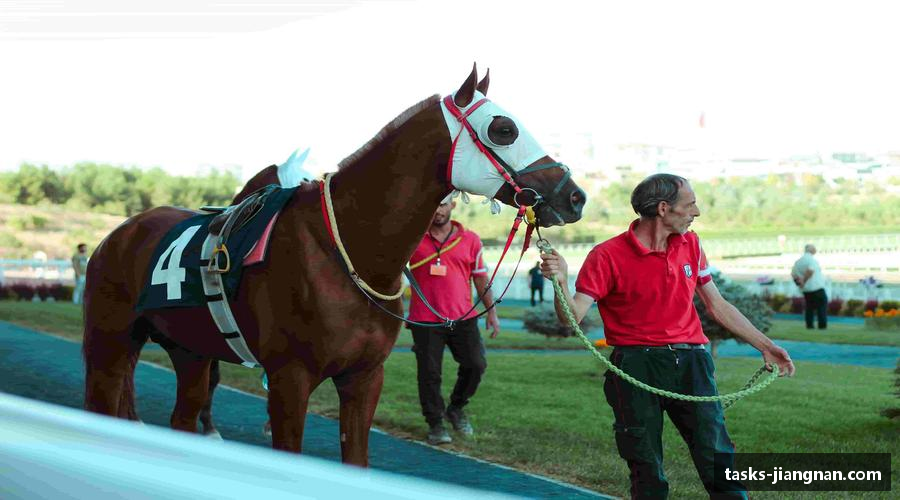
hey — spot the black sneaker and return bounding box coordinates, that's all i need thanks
[427,422,452,445]
[445,406,474,436]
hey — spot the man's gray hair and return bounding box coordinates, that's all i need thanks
[630,173,688,218]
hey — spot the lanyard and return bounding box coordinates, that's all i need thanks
[429,226,455,265]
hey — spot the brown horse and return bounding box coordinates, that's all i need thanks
[82,66,586,466]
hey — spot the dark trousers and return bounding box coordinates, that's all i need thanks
[604,347,747,499]
[410,318,487,426]
[530,286,544,306]
[803,289,828,329]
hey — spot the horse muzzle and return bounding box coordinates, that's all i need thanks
[534,186,585,227]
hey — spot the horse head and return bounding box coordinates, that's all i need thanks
[442,65,586,227]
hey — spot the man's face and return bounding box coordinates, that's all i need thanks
[431,202,455,227]
[661,183,701,234]
[78,245,87,254]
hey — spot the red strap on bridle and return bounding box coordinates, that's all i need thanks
[442,95,523,195]
[485,204,529,285]
[442,95,539,297]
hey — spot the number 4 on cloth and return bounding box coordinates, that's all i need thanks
[151,225,201,300]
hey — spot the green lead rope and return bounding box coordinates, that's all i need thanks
[538,240,779,410]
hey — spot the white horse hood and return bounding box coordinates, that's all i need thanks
[440,91,548,200]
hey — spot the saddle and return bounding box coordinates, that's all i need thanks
[201,185,278,273]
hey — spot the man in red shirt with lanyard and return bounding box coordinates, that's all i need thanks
[407,199,501,445]
[541,174,795,499]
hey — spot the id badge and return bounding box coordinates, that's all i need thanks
[429,264,447,276]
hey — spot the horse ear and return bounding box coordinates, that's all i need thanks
[476,68,490,96]
[454,63,478,107]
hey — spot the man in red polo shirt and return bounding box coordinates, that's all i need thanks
[541,173,795,499]
[407,199,501,445]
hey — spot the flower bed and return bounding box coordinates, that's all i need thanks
[0,283,73,302]
[863,308,900,330]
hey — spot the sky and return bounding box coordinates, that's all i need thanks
[1,0,898,181]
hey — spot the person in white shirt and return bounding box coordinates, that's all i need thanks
[791,244,828,329]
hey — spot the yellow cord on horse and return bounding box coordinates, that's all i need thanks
[323,173,404,301]
[536,239,779,410]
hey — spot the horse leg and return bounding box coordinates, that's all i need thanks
[267,363,316,453]
[333,365,385,467]
[199,360,222,438]
[165,346,213,434]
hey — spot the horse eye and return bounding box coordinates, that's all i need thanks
[488,116,518,146]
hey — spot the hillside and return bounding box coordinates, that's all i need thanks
[0,204,125,260]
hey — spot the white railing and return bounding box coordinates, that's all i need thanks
[0,392,509,500]
[484,234,900,260]
[700,233,900,258]
[0,259,75,283]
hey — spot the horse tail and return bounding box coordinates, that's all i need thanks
[81,252,146,417]
[114,348,140,420]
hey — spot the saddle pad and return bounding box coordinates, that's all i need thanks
[136,186,298,312]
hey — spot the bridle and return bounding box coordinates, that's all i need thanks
[442,95,572,211]
[318,94,573,328]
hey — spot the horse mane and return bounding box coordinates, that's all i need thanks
[338,94,441,170]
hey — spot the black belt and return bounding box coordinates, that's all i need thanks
[619,343,706,351]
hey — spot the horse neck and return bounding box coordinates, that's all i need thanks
[329,104,451,291]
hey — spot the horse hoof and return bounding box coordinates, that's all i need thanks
[204,430,223,440]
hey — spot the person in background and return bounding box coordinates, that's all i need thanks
[407,199,501,445]
[71,243,88,305]
[528,261,545,306]
[791,243,828,329]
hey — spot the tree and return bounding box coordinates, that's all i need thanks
[693,271,773,357]
[6,164,67,205]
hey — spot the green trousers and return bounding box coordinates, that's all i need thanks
[604,347,748,499]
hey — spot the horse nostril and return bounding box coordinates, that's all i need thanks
[570,188,586,210]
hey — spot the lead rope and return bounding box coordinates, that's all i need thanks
[535,237,778,410]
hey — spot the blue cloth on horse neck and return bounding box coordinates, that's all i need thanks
[135,186,298,312]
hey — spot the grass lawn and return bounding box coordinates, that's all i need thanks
[394,327,588,350]
[1,300,898,497]
[492,305,899,348]
[1,302,896,350]
[766,319,899,347]
[139,350,899,499]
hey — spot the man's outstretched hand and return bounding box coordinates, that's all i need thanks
[763,344,795,377]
